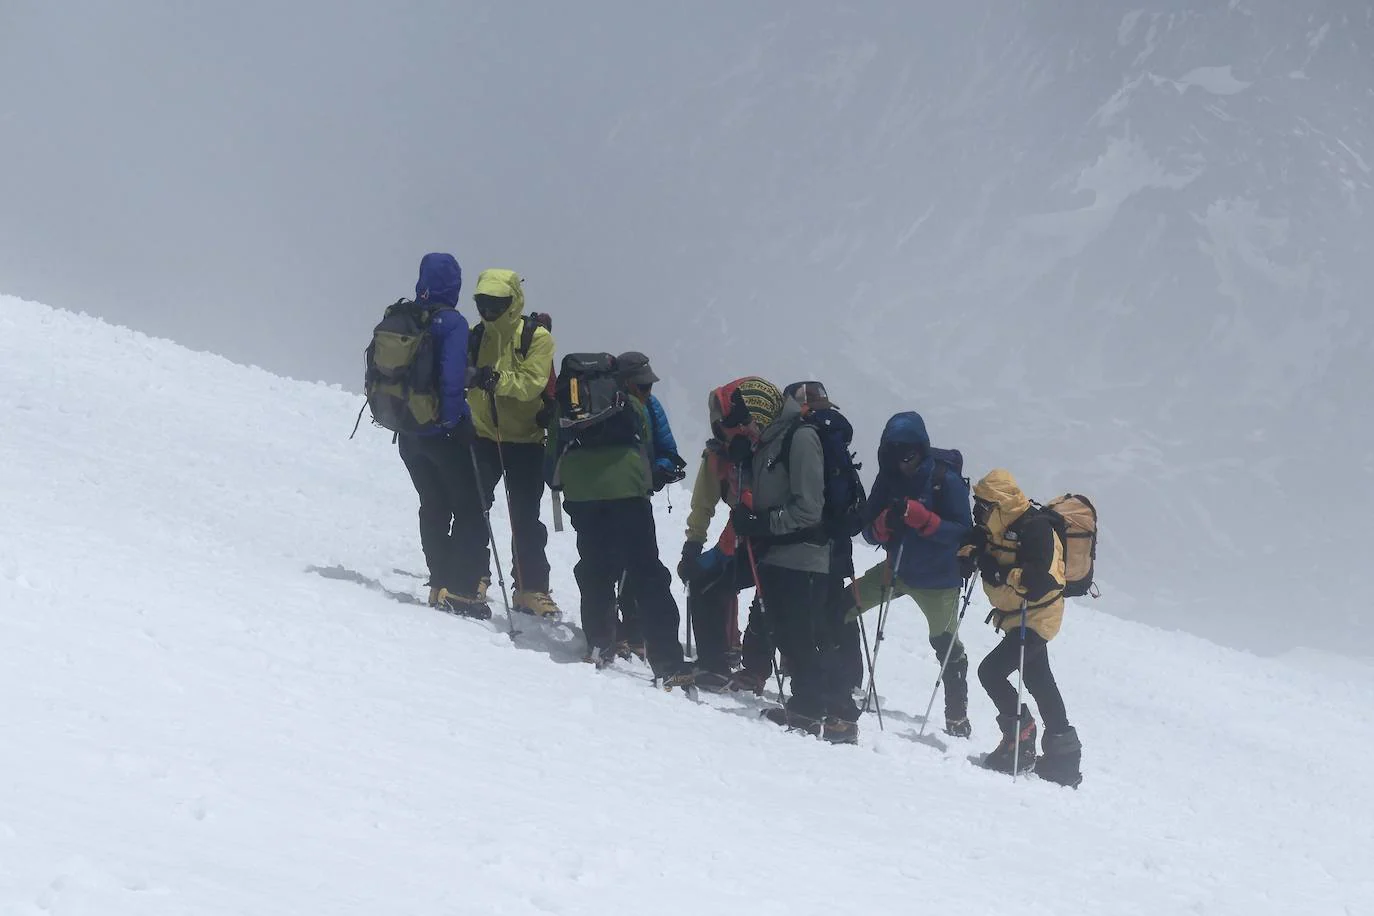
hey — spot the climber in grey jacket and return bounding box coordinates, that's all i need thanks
[729,387,860,744]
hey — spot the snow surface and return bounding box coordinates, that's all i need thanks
[4,295,1372,913]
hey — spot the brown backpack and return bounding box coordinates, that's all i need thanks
[1041,494,1099,599]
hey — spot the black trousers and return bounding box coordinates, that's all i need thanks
[398,427,482,593]
[977,629,1070,733]
[683,555,754,675]
[824,572,864,692]
[754,565,859,722]
[566,497,684,676]
[465,438,551,593]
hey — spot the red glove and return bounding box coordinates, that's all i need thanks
[871,511,895,543]
[902,499,941,537]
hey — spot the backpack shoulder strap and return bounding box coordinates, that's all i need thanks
[467,322,485,365]
[518,315,538,359]
[776,418,807,469]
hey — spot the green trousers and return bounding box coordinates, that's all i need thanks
[850,560,965,663]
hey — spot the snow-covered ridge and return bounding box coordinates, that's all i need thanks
[2,294,1369,913]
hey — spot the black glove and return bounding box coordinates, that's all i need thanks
[677,541,704,583]
[652,463,688,491]
[442,419,474,445]
[730,504,772,539]
[978,552,1006,587]
[469,366,500,392]
[958,527,987,579]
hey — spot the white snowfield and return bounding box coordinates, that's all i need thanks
[2,295,1370,915]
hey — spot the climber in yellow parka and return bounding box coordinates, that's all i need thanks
[960,469,1081,787]
[461,268,560,620]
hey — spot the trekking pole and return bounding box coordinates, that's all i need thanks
[486,390,527,598]
[860,542,905,717]
[917,574,977,739]
[1013,599,1028,782]
[744,538,784,702]
[551,488,565,533]
[850,579,883,731]
[469,443,516,639]
[684,581,694,659]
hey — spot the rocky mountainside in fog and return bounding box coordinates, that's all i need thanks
[625,2,1372,653]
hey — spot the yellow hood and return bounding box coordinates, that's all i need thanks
[473,268,526,339]
[974,468,1031,538]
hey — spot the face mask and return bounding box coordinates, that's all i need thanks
[726,433,754,464]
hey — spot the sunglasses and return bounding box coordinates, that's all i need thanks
[898,451,922,465]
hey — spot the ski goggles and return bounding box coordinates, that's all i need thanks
[973,497,996,527]
[474,294,514,322]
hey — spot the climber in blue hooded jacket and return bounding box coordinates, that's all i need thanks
[848,410,975,737]
[412,252,470,434]
[396,253,492,620]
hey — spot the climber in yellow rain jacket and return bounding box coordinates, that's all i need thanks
[458,268,560,619]
[960,469,1082,787]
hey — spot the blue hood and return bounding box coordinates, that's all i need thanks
[415,253,463,307]
[879,411,930,450]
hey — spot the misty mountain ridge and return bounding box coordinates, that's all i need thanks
[641,3,1372,653]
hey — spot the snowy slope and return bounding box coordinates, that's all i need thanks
[2,295,1371,915]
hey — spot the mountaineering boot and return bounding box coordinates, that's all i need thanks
[982,706,1037,775]
[727,668,769,696]
[475,576,490,603]
[615,640,647,661]
[656,664,696,691]
[822,716,860,745]
[582,644,616,669]
[944,716,973,739]
[431,587,493,620]
[761,707,822,737]
[692,670,733,693]
[942,655,971,738]
[1037,727,1083,788]
[514,589,562,620]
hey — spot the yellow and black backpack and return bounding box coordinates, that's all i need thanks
[360,299,449,435]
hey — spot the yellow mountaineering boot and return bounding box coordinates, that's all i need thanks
[514,589,562,620]
[430,586,492,621]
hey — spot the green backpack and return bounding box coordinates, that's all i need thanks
[356,299,449,436]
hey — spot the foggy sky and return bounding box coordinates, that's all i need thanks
[3,1,1371,657]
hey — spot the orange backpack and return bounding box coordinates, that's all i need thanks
[1040,494,1100,599]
